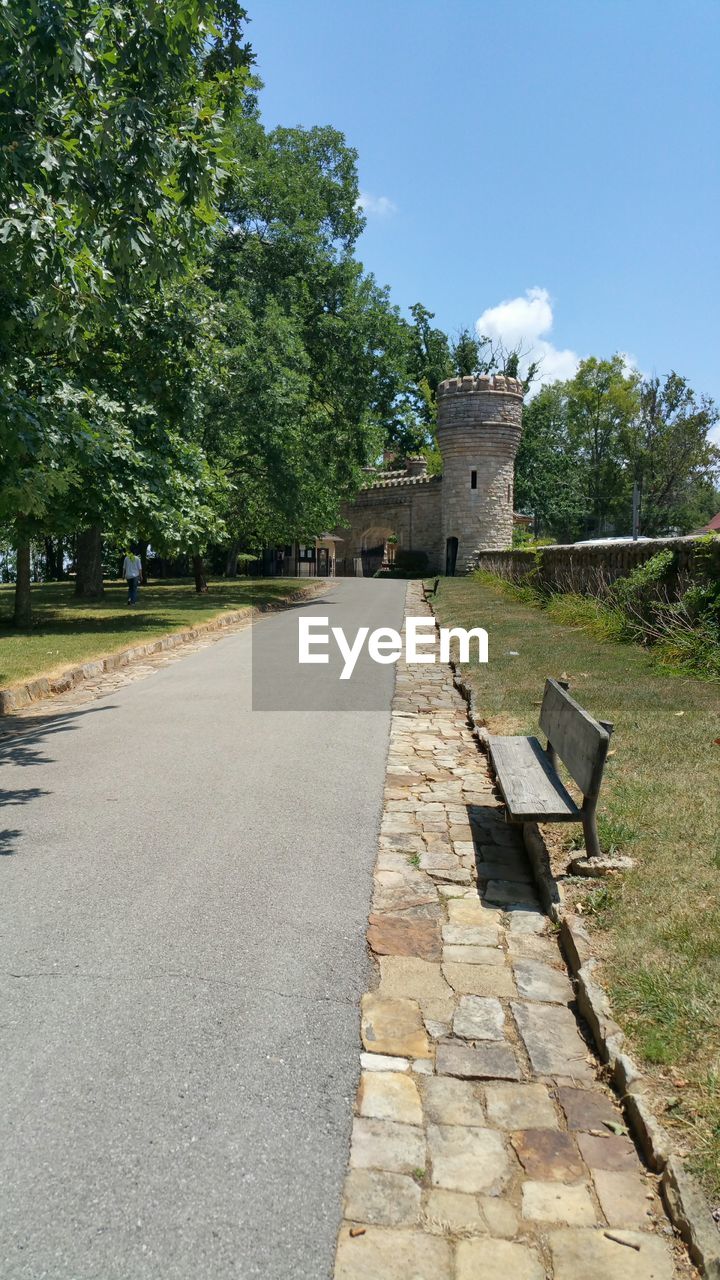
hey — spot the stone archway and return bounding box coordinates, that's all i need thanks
[360,525,399,577]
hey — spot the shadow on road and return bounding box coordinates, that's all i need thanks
[0,704,116,856]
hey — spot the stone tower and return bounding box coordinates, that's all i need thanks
[436,373,523,574]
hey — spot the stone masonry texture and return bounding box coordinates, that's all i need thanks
[333,581,697,1280]
[335,374,524,574]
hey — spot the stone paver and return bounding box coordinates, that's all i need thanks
[349,1117,426,1174]
[335,1226,452,1280]
[484,1081,559,1130]
[378,956,455,1022]
[427,1123,511,1195]
[423,1187,486,1234]
[521,1178,597,1224]
[357,1071,423,1126]
[333,582,694,1279]
[549,1227,675,1279]
[577,1131,641,1173]
[512,1128,586,1182]
[513,956,575,1003]
[456,1237,545,1280]
[592,1169,656,1229]
[512,1000,596,1081]
[436,1040,522,1081]
[361,994,431,1059]
[442,961,516,997]
[558,1084,620,1131]
[452,995,505,1040]
[343,1169,421,1227]
[422,1076,485,1127]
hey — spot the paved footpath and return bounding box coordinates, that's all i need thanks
[0,579,406,1280]
[334,582,696,1280]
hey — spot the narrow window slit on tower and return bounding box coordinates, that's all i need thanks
[470,469,477,490]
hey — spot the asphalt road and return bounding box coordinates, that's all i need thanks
[0,578,407,1280]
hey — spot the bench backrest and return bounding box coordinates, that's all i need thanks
[539,678,610,800]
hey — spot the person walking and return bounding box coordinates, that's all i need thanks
[122,549,143,606]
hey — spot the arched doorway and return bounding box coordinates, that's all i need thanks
[445,537,458,576]
[360,527,398,577]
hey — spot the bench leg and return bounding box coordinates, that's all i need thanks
[581,800,602,861]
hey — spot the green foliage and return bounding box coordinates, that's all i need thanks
[516,361,719,541]
[611,548,675,608]
[207,113,412,549]
[566,355,641,535]
[514,383,588,541]
[0,0,251,343]
[0,0,253,618]
[511,526,555,549]
[626,374,720,534]
[477,558,720,681]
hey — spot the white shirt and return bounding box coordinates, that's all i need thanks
[122,555,142,580]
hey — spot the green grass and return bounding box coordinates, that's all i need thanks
[0,578,311,687]
[433,574,720,1199]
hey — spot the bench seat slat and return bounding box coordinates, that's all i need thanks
[488,735,581,822]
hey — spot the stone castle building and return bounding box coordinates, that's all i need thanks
[335,373,524,576]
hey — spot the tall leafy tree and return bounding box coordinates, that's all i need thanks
[565,356,641,536]
[204,115,412,560]
[514,384,587,541]
[625,373,720,535]
[0,0,253,621]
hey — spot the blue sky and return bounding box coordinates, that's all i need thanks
[249,0,719,429]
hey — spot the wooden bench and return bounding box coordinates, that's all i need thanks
[488,679,613,860]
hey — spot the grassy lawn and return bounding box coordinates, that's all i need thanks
[0,578,312,687]
[433,574,720,1200]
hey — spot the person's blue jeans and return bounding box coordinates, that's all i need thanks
[127,575,140,605]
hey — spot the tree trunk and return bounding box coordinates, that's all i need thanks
[193,554,208,594]
[75,525,104,598]
[55,537,65,579]
[43,537,65,580]
[224,540,240,578]
[136,539,149,581]
[14,539,32,627]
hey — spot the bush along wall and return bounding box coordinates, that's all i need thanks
[471,535,719,598]
[472,535,720,680]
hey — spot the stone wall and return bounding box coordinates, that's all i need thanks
[335,477,443,573]
[470,535,718,597]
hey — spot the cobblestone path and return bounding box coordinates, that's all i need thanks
[334,582,695,1280]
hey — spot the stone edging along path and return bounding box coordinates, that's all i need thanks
[333,580,705,1280]
[0,582,327,716]
[448,649,720,1280]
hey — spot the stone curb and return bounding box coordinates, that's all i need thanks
[432,616,720,1278]
[0,582,326,716]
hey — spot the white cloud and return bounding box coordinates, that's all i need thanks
[475,286,579,392]
[356,192,397,218]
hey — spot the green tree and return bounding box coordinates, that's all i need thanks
[565,356,641,536]
[0,0,252,622]
[203,115,413,563]
[514,384,587,541]
[626,373,720,535]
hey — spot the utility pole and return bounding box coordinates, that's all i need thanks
[631,480,641,540]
